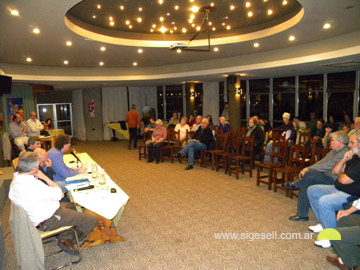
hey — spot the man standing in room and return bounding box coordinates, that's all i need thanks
[126,104,140,150]
[9,152,97,255]
[48,134,86,191]
[286,131,349,221]
[179,118,214,170]
[26,136,42,152]
[26,111,44,137]
[9,113,29,151]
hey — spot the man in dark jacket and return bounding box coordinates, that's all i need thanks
[179,118,214,170]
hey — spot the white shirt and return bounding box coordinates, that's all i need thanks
[175,123,190,140]
[26,118,44,136]
[191,123,201,132]
[9,173,62,226]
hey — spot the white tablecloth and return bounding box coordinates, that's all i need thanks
[64,153,129,220]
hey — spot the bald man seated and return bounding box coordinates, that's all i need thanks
[34,148,55,181]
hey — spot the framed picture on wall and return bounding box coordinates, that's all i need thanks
[7,98,24,121]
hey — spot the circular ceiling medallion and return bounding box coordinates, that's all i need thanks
[65,0,303,47]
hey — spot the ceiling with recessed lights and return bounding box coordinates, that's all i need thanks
[0,0,360,90]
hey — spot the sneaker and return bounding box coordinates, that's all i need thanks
[185,165,194,170]
[314,240,331,248]
[308,223,324,233]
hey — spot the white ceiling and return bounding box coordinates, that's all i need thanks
[0,0,360,90]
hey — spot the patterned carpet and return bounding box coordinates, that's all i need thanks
[1,140,340,270]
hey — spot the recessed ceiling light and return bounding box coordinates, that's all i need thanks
[267,9,273,15]
[138,7,143,12]
[248,11,253,17]
[158,0,163,4]
[152,24,156,28]
[289,35,295,41]
[170,30,174,33]
[138,49,143,53]
[129,25,133,29]
[182,28,187,33]
[109,16,113,21]
[137,17,142,23]
[99,61,104,66]
[208,21,212,26]
[254,42,259,47]
[174,5,179,10]
[174,26,177,30]
[214,47,219,52]
[159,16,164,22]
[190,14,195,19]
[33,28,40,34]
[263,0,268,2]
[282,0,288,5]
[110,21,115,26]
[63,60,69,65]
[150,29,154,32]
[176,49,182,53]
[323,23,331,29]
[226,25,231,30]
[189,19,193,23]
[26,57,32,62]
[159,26,167,33]
[97,4,101,9]
[210,3,215,7]
[120,5,124,10]
[245,2,251,8]
[100,46,106,51]
[125,20,130,25]
[133,62,138,66]
[10,9,19,16]
[230,5,235,10]
[222,22,226,26]
[212,27,216,31]
[167,13,170,16]
[191,23,195,27]
[190,5,199,13]
[66,41,72,46]
[172,21,175,24]
[92,15,96,19]
[196,26,201,31]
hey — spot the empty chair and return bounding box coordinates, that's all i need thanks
[228,137,255,179]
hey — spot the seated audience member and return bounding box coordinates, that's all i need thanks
[26,111,44,137]
[147,119,167,164]
[188,115,196,127]
[178,118,214,170]
[348,117,360,137]
[259,118,272,133]
[286,131,349,221]
[43,118,53,130]
[246,117,265,155]
[307,132,360,248]
[48,134,87,191]
[191,115,203,132]
[218,116,230,134]
[307,112,317,131]
[175,117,190,147]
[343,124,351,134]
[26,136,41,152]
[322,124,333,149]
[327,198,360,270]
[168,112,179,126]
[144,117,156,133]
[264,112,295,162]
[9,152,97,255]
[344,114,352,128]
[221,102,230,123]
[326,114,338,132]
[295,121,308,145]
[311,119,326,147]
[34,148,55,180]
[206,115,214,127]
[9,113,29,152]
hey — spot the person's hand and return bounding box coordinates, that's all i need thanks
[337,209,353,221]
[45,158,52,167]
[34,169,47,181]
[313,136,318,140]
[78,167,87,174]
[299,167,308,178]
[343,150,354,162]
[325,127,332,136]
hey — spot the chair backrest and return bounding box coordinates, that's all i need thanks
[310,145,329,165]
[185,130,195,144]
[9,203,45,270]
[237,126,247,137]
[166,129,180,146]
[214,132,229,151]
[143,130,153,142]
[297,131,311,145]
[241,137,255,159]
[289,144,308,168]
[270,138,288,165]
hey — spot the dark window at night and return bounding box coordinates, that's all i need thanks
[299,74,323,121]
[165,85,183,120]
[194,83,203,116]
[249,79,270,122]
[273,77,295,126]
[156,86,164,120]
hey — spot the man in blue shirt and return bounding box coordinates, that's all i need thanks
[48,135,86,191]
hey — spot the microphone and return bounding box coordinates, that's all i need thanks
[70,150,81,166]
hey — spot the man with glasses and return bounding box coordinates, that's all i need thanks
[286,131,349,222]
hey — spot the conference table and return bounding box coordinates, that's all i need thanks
[64,152,129,248]
[104,123,129,140]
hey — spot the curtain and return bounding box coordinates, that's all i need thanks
[128,87,143,118]
[203,82,220,125]
[72,89,86,141]
[140,86,157,116]
[1,86,35,132]
[102,86,128,140]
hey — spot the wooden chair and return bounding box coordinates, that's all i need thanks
[272,144,309,194]
[256,135,288,190]
[178,130,201,165]
[228,137,255,179]
[161,129,181,163]
[201,132,228,170]
[215,130,239,174]
[138,131,153,160]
